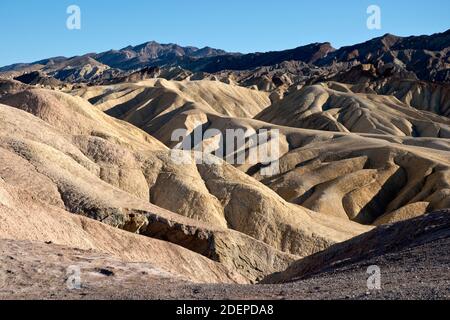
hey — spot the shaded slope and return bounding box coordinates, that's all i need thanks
[263,210,450,285]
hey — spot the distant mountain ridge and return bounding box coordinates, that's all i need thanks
[1,29,450,83]
[94,41,233,70]
[179,42,335,73]
[318,29,450,82]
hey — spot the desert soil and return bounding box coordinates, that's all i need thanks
[1,234,448,300]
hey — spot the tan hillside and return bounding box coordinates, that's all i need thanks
[73,79,271,121]
[69,79,450,227]
[353,78,450,117]
[0,102,295,282]
[256,82,450,138]
[0,86,376,282]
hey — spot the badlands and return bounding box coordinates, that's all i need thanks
[0,30,449,300]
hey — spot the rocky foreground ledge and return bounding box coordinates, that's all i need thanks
[1,211,448,300]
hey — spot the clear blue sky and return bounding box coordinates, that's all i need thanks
[1,0,449,66]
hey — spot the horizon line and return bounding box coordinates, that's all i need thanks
[2,27,449,68]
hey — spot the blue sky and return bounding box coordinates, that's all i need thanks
[0,0,449,66]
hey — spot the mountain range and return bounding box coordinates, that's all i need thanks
[1,29,450,84]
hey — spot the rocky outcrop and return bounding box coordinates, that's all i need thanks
[0,181,244,285]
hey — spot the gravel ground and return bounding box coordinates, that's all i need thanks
[1,234,448,300]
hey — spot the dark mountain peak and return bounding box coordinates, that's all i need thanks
[378,33,402,46]
[310,41,333,48]
[191,46,229,58]
[292,42,335,53]
[380,32,399,39]
[130,41,202,53]
[337,33,401,53]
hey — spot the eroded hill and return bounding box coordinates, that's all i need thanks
[1,29,449,299]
